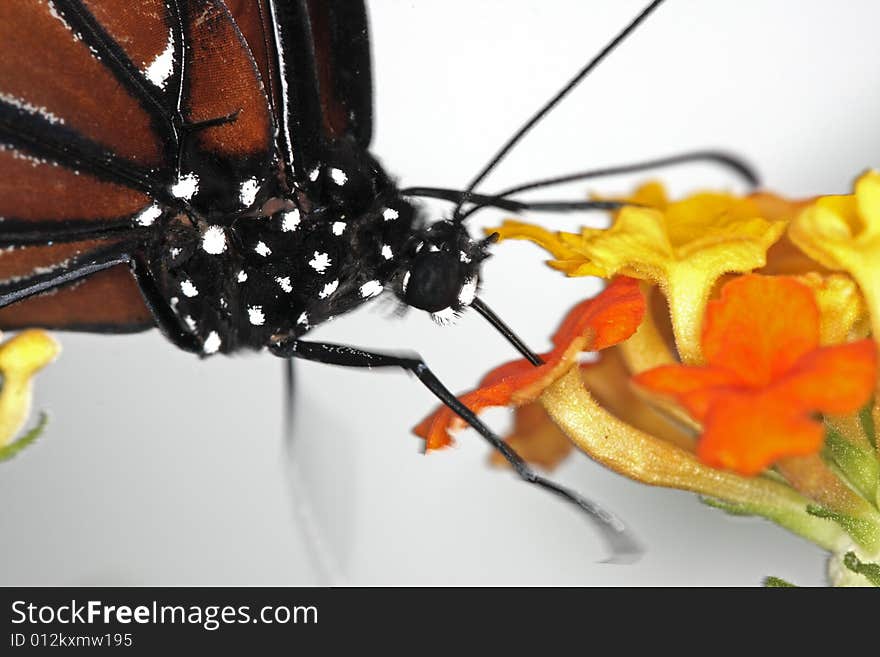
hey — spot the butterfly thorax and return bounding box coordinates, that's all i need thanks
[144,143,420,355]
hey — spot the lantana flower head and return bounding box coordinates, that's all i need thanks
[415,175,880,586]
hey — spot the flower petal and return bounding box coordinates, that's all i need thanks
[697,389,826,475]
[789,171,880,341]
[0,330,60,447]
[491,221,581,261]
[701,275,820,386]
[796,273,868,345]
[413,277,645,450]
[633,364,741,420]
[489,183,788,364]
[634,275,873,475]
[777,340,877,415]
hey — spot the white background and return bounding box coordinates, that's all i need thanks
[2,0,879,586]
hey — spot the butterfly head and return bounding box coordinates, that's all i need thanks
[393,220,495,324]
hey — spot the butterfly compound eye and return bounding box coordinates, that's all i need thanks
[397,220,488,316]
[402,250,469,313]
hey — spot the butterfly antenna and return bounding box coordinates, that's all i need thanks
[451,0,667,222]
[456,149,760,222]
[471,297,544,366]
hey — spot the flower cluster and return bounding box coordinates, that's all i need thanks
[416,172,880,586]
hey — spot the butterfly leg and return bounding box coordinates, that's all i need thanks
[0,242,134,309]
[270,337,641,560]
[130,255,201,354]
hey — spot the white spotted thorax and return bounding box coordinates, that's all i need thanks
[136,126,496,357]
[201,226,226,255]
[170,172,199,200]
[281,209,301,232]
[238,177,260,207]
[146,146,426,356]
[329,168,348,186]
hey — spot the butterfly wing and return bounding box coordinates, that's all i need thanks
[228,0,373,183]
[305,0,373,148]
[0,0,276,332]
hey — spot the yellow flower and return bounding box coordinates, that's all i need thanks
[789,170,880,343]
[0,330,59,448]
[449,177,880,584]
[492,182,791,363]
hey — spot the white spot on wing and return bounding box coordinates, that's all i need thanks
[248,306,265,326]
[275,276,293,293]
[201,226,226,254]
[0,92,65,125]
[180,279,198,297]
[281,209,301,232]
[308,251,331,272]
[297,311,309,327]
[46,1,74,32]
[255,241,271,257]
[329,168,348,186]
[237,270,248,283]
[460,251,472,263]
[332,221,346,236]
[308,167,320,182]
[144,30,175,90]
[183,315,196,331]
[381,244,393,260]
[239,177,260,207]
[203,331,221,354]
[360,280,383,298]
[134,203,162,227]
[318,279,339,298]
[170,172,199,200]
[382,208,399,221]
[401,270,411,293]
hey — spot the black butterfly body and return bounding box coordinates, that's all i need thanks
[141,140,420,355]
[0,0,486,355]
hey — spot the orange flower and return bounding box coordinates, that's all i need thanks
[414,276,645,451]
[634,275,877,475]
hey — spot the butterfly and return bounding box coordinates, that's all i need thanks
[0,0,761,559]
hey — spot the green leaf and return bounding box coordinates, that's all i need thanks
[806,504,880,551]
[764,576,797,587]
[0,413,48,462]
[842,552,880,586]
[823,427,879,501]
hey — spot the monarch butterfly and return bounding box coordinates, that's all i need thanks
[4,2,840,584]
